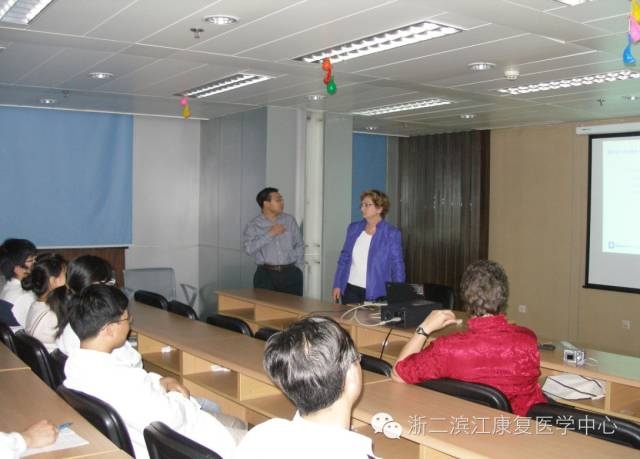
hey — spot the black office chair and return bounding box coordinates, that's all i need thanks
[423,283,455,309]
[13,331,60,389]
[254,327,279,341]
[168,300,198,320]
[57,385,135,456]
[360,354,393,377]
[206,314,253,337]
[527,403,640,449]
[418,378,512,412]
[134,290,169,310]
[0,321,16,353]
[50,348,68,384]
[144,421,222,459]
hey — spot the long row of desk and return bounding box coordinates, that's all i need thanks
[0,342,129,459]
[129,297,639,459]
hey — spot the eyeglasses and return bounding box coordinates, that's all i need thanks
[113,313,133,325]
[360,202,375,208]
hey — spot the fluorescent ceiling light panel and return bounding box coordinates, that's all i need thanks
[294,21,462,64]
[181,73,273,99]
[497,69,640,95]
[0,0,55,24]
[353,98,452,116]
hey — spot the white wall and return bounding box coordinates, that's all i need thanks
[127,116,201,307]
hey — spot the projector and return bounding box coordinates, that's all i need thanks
[380,300,443,328]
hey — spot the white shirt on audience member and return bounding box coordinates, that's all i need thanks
[25,301,58,352]
[56,324,142,368]
[234,412,376,459]
[64,348,236,459]
[0,278,35,330]
[0,432,26,459]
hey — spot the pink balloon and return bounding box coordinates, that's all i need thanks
[180,97,189,106]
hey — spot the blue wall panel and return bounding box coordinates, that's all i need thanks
[351,133,387,221]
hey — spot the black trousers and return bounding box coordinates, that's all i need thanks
[341,283,366,305]
[253,265,303,296]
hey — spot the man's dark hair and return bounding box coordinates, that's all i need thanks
[256,187,279,209]
[68,284,128,341]
[0,238,37,280]
[460,259,509,316]
[263,316,359,415]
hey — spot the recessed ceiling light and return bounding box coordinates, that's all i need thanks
[364,126,379,131]
[88,72,114,80]
[504,69,520,80]
[203,15,238,25]
[554,0,591,6]
[180,73,273,98]
[294,20,462,64]
[460,113,475,119]
[39,98,56,105]
[353,98,452,116]
[468,62,495,72]
[497,69,640,95]
[307,94,325,102]
[623,95,639,101]
[0,0,55,25]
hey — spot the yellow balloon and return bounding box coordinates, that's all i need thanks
[182,104,191,119]
[633,0,640,23]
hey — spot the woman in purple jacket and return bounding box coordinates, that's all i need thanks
[332,190,406,304]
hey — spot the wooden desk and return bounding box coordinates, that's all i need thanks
[0,342,29,372]
[216,288,640,423]
[131,301,637,458]
[0,370,122,458]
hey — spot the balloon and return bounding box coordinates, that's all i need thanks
[631,17,640,43]
[323,69,332,85]
[623,43,636,65]
[180,96,188,106]
[321,58,332,71]
[633,0,640,23]
[326,78,337,95]
[182,103,191,119]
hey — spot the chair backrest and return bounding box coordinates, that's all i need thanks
[418,378,512,412]
[50,348,68,384]
[134,290,169,310]
[423,283,455,309]
[56,385,135,456]
[167,300,198,320]
[13,331,60,389]
[144,421,222,459]
[0,298,19,327]
[254,327,279,341]
[206,314,253,337]
[527,403,640,449]
[0,321,16,353]
[124,268,176,301]
[360,354,393,377]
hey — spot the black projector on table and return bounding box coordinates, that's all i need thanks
[381,282,445,328]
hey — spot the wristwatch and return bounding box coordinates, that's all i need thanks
[416,326,429,337]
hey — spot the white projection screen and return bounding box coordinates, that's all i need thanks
[586,132,640,292]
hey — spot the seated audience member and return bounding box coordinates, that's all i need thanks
[51,255,140,367]
[63,285,239,459]
[391,259,547,416]
[235,316,377,459]
[0,420,58,459]
[23,254,67,351]
[0,238,37,328]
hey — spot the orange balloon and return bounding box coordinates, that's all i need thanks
[321,58,332,71]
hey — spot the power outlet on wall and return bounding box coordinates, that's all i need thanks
[622,320,631,330]
[518,304,527,314]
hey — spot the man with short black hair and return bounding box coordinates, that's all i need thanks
[234,316,376,458]
[243,187,304,296]
[0,238,37,327]
[63,285,239,459]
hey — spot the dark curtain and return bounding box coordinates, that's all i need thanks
[398,130,490,308]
